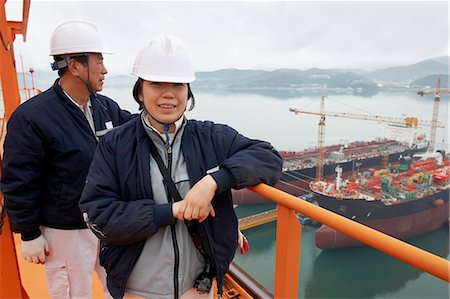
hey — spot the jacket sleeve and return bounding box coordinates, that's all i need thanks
[1,111,45,241]
[79,136,175,245]
[208,124,283,194]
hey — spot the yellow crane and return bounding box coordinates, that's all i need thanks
[417,78,449,153]
[289,97,444,180]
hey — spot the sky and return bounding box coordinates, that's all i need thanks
[5,0,449,77]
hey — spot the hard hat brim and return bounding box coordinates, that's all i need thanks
[131,73,196,84]
[49,50,113,56]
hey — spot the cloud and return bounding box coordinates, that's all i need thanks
[7,1,449,76]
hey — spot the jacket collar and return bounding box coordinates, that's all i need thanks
[53,78,81,112]
[53,78,112,134]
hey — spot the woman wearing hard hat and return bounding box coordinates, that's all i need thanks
[79,34,282,299]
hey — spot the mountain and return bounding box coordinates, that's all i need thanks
[192,67,379,96]
[366,56,448,84]
[194,68,266,87]
[410,74,449,88]
[14,56,448,95]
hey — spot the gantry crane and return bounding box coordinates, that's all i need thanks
[417,78,449,153]
[289,97,445,180]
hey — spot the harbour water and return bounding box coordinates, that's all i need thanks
[104,85,449,298]
[234,203,449,299]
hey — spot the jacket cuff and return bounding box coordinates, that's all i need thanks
[21,229,42,241]
[154,203,176,228]
[210,168,234,195]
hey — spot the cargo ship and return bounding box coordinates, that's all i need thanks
[310,153,449,249]
[233,137,428,204]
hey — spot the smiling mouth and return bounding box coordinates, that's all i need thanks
[159,104,176,109]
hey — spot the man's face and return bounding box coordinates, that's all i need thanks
[78,53,107,93]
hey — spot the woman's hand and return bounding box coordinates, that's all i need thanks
[172,175,217,222]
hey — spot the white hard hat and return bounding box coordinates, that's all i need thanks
[49,20,111,56]
[132,34,195,83]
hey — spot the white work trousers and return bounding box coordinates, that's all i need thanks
[41,226,112,299]
[123,287,214,299]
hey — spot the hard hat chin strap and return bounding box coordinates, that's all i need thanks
[77,53,95,96]
[143,106,184,148]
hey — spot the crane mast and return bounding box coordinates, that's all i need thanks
[317,96,325,181]
[417,78,449,153]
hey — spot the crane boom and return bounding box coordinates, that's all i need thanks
[288,108,444,128]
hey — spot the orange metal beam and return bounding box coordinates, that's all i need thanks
[21,0,30,41]
[0,205,29,298]
[0,1,30,298]
[249,184,450,282]
[7,0,29,41]
[273,205,301,298]
[0,1,21,121]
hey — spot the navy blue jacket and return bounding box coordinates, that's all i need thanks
[1,79,133,241]
[79,116,283,298]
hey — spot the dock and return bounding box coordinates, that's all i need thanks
[238,209,278,230]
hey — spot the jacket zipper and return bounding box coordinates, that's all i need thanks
[153,125,183,299]
[167,144,180,299]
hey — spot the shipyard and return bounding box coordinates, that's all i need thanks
[1,1,449,299]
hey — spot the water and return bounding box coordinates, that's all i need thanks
[233,204,450,299]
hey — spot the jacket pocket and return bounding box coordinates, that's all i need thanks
[99,241,111,268]
[58,175,84,210]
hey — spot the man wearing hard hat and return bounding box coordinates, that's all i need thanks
[1,20,133,299]
[79,35,282,299]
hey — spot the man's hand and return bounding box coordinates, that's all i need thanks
[238,230,249,254]
[21,234,49,264]
[172,175,217,222]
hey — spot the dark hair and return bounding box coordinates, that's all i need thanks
[132,78,195,111]
[55,54,88,77]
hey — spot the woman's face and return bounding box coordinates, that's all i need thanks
[140,81,188,133]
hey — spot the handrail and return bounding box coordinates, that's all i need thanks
[248,184,450,293]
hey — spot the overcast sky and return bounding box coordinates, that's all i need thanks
[5,0,449,76]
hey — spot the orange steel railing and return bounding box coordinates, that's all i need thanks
[248,184,450,298]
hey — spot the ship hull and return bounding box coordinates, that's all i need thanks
[312,188,449,220]
[315,201,449,249]
[233,149,417,205]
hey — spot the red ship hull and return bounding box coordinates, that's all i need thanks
[315,200,449,249]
